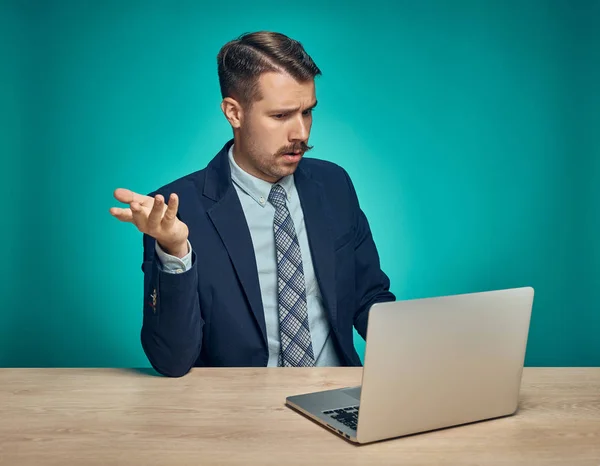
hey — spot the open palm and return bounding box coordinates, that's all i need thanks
[110,188,189,256]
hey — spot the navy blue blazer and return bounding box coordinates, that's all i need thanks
[140,139,395,376]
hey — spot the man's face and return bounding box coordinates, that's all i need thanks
[233,72,317,183]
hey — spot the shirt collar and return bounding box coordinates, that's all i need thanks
[228,144,296,207]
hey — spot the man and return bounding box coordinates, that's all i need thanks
[110,31,395,377]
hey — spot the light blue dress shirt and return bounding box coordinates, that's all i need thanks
[155,146,341,367]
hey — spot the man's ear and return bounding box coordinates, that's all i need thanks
[221,97,243,129]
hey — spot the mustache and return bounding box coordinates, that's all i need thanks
[277,141,314,155]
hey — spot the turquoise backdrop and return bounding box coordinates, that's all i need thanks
[1,0,598,367]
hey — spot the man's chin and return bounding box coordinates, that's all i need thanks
[268,165,298,182]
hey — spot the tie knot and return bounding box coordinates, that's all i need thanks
[268,184,287,209]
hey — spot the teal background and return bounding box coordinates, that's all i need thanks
[1,1,598,367]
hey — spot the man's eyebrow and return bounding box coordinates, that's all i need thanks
[270,100,318,114]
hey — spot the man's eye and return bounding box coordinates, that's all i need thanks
[302,109,313,116]
[273,114,286,119]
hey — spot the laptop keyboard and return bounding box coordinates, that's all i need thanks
[323,405,359,431]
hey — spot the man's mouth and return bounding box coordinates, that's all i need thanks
[282,152,303,161]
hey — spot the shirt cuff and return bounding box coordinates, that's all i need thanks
[155,240,192,274]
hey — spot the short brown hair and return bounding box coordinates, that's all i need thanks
[217,31,321,107]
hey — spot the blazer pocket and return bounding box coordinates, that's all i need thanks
[334,228,355,252]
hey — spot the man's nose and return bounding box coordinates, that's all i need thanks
[289,115,309,141]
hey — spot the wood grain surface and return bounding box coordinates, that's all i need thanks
[0,367,599,465]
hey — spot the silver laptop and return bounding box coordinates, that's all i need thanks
[285,286,534,444]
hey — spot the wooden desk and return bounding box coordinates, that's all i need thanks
[0,368,599,465]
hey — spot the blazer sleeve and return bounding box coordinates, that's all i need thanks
[140,231,204,378]
[342,170,396,338]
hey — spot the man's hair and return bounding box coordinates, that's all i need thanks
[217,31,321,107]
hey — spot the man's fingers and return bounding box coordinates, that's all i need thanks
[163,193,179,225]
[147,195,164,230]
[130,201,145,224]
[113,188,135,203]
[114,188,151,206]
[109,207,133,222]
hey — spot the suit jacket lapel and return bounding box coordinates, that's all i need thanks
[294,164,338,330]
[203,141,267,346]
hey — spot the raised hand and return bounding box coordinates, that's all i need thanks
[110,188,189,258]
